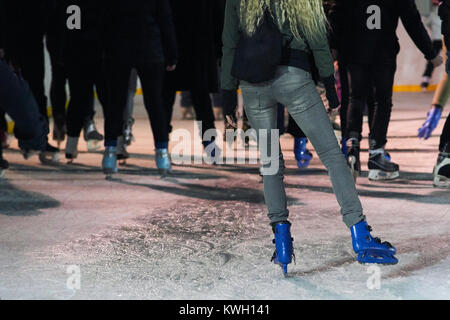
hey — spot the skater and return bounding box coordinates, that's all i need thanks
[419,0,450,188]
[421,0,444,91]
[0,59,49,178]
[221,0,398,274]
[102,0,178,177]
[333,0,442,182]
[1,0,60,163]
[164,0,226,162]
[61,0,108,164]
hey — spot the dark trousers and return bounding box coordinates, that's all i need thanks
[423,40,443,78]
[66,50,107,138]
[14,35,48,124]
[164,83,216,140]
[104,60,168,144]
[441,113,450,151]
[346,61,396,149]
[0,60,47,151]
[46,34,67,127]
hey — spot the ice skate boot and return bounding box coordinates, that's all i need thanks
[271,222,295,276]
[123,117,135,146]
[65,136,79,163]
[203,140,221,165]
[39,143,60,164]
[181,106,194,120]
[294,138,313,168]
[0,154,8,179]
[1,130,11,149]
[350,221,398,265]
[433,143,450,188]
[368,148,399,181]
[421,76,431,91]
[156,148,172,175]
[117,136,130,166]
[102,146,118,179]
[341,138,348,158]
[347,138,361,182]
[84,119,104,152]
[53,118,66,148]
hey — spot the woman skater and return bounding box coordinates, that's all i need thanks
[221,0,398,274]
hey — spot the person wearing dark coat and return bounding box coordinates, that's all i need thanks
[164,0,225,159]
[61,0,109,163]
[102,0,178,175]
[333,0,442,182]
[0,0,60,161]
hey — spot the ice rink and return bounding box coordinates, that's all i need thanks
[0,92,449,300]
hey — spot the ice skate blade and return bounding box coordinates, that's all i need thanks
[433,175,450,188]
[39,152,60,164]
[368,169,399,181]
[87,140,102,152]
[356,251,398,265]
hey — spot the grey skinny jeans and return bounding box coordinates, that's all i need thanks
[240,66,364,228]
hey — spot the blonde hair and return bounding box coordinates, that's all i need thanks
[240,0,328,41]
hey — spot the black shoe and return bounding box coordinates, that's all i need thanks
[433,143,450,188]
[0,157,8,178]
[368,151,399,181]
[347,138,361,182]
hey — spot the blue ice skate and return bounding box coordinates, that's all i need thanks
[294,138,313,168]
[102,146,118,178]
[156,148,172,175]
[271,222,295,275]
[350,221,398,265]
[341,137,348,158]
[203,140,221,165]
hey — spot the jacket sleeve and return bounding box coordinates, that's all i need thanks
[221,0,240,91]
[308,29,335,79]
[400,0,438,60]
[439,0,450,51]
[156,0,178,66]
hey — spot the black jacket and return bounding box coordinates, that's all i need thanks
[104,0,177,65]
[0,0,56,63]
[165,0,225,92]
[439,0,450,50]
[330,0,437,64]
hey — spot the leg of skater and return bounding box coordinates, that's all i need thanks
[136,61,172,174]
[367,61,400,181]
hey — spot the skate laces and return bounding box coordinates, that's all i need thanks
[367,225,393,248]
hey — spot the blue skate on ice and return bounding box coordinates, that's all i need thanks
[271,222,295,275]
[102,146,118,178]
[294,138,313,168]
[203,140,221,165]
[156,148,172,175]
[350,221,398,265]
[341,138,348,158]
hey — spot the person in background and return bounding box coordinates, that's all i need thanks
[164,0,225,163]
[421,0,444,90]
[102,0,178,176]
[1,0,60,163]
[419,0,450,188]
[333,0,442,182]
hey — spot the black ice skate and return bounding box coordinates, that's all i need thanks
[123,117,135,146]
[0,154,8,179]
[347,138,361,182]
[65,136,79,163]
[53,118,66,148]
[39,143,60,164]
[368,149,399,181]
[433,143,450,188]
[117,136,130,166]
[84,119,104,152]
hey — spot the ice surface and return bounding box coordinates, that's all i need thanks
[0,92,449,300]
